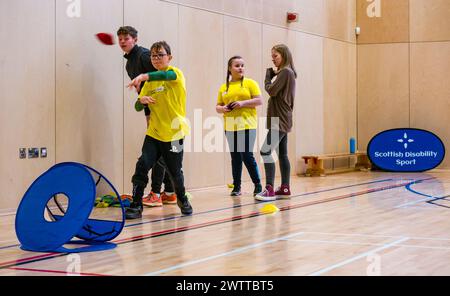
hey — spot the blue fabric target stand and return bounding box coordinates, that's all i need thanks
[15,162,125,253]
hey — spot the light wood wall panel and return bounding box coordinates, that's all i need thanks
[223,0,263,21]
[410,0,450,42]
[294,33,325,173]
[55,0,124,192]
[411,42,450,168]
[356,0,409,44]
[123,0,179,194]
[0,0,55,211]
[0,0,359,212]
[178,6,225,188]
[325,0,357,43]
[169,0,357,43]
[324,39,357,154]
[357,43,410,151]
[166,0,223,12]
[262,0,325,37]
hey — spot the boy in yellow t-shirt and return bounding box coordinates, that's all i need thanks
[216,56,263,197]
[125,41,192,219]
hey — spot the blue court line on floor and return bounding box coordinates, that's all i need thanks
[0,178,414,251]
[0,177,430,271]
[398,178,449,208]
[125,178,394,228]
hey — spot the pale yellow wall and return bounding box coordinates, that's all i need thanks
[1,0,357,212]
[55,0,124,194]
[410,42,450,168]
[178,6,225,189]
[294,33,324,170]
[0,0,55,212]
[410,0,450,42]
[356,0,410,44]
[324,39,357,155]
[357,43,410,148]
[357,0,449,169]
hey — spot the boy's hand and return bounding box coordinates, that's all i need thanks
[135,100,144,112]
[128,73,149,92]
[140,96,156,105]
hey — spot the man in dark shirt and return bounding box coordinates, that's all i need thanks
[118,26,176,207]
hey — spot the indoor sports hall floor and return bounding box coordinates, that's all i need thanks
[1,170,450,276]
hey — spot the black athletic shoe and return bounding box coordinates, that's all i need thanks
[177,195,193,215]
[125,202,143,220]
[253,183,263,197]
[230,187,242,197]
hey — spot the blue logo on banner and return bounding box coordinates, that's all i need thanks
[368,128,445,172]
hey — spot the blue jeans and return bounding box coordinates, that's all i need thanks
[225,129,261,188]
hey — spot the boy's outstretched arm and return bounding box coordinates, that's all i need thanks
[128,70,177,90]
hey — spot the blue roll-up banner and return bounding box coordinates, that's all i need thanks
[15,162,125,253]
[367,128,446,172]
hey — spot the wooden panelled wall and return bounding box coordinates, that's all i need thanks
[7,0,431,212]
[357,0,450,169]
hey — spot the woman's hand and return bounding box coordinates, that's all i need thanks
[140,96,156,105]
[266,67,276,79]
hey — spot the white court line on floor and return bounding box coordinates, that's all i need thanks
[283,238,450,251]
[308,237,409,276]
[302,231,450,242]
[395,197,436,208]
[143,231,305,276]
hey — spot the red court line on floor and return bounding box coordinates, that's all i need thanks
[0,253,58,267]
[115,181,413,243]
[7,267,109,276]
[0,179,422,270]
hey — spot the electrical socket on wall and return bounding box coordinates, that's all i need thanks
[19,148,27,159]
[40,148,47,158]
[28,148,39,159]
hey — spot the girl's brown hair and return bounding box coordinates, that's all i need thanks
[272,44,297,78]
[226,56,244,92]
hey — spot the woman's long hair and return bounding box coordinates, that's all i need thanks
[272,44,297,78]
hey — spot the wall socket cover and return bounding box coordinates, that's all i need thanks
[19,148,27,159]
[28,148,39,159]
[40,148,47,158]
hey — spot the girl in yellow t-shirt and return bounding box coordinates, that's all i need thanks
[216,56,263,196]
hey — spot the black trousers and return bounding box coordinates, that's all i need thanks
[132,136,185,202]
[151,158,174,193]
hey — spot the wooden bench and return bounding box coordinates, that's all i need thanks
[301,151,371,177]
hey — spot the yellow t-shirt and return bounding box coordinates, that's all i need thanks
[217,78,261,131]
[139,66,189,142]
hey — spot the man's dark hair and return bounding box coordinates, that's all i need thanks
[117,26,138,38]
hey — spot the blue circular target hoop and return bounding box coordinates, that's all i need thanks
[15,162,125,253]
